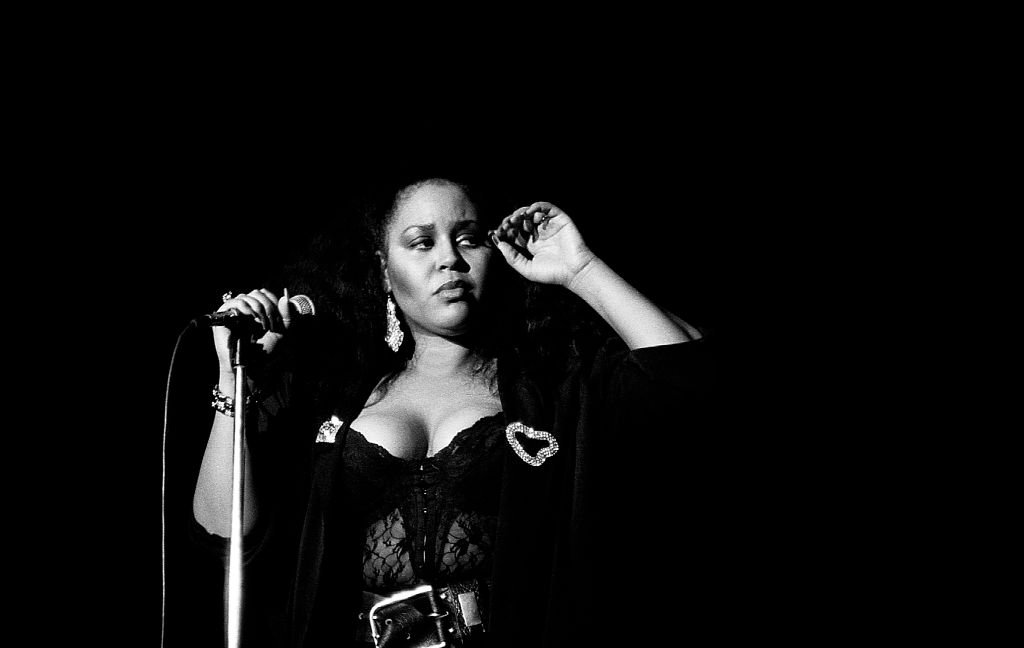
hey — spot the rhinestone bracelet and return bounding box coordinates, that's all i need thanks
[211,384,262,417]
[211,386,235,417]
[213,384,255,417]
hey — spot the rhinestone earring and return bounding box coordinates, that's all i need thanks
[385,293,404,352]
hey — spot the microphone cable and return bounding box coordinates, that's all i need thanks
[159,294,312,645]
[161,322,197,648]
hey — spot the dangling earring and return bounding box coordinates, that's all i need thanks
[385,293,404,352]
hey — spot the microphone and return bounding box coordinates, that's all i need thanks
[192,294,317,328]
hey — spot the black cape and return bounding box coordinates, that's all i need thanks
[169,336,721,647]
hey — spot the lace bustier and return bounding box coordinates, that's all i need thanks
[340,412,506,593]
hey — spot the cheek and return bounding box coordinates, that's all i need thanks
[388,269,419,309]
[385,254,430,305]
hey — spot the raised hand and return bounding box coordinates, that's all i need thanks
[489,202,597,287]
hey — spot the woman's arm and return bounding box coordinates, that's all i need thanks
[565,256,702,350]
[491,202,702,350]
[193,371,259,537]
[193,288,292,537]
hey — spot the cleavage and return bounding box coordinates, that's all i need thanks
[350,407,501,461]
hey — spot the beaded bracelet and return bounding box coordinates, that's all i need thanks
[211,386,236,417]
[211,385,261,417]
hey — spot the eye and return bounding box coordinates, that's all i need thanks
[457,234,484,248]
[410,237,433,250]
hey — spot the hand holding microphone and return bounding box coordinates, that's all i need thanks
[194,289,316,329]
[199,288,316,373]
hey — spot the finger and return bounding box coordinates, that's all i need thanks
[497,218,517,245]
[498,211,520,234]
[522,216,535,237]
[279,287,293,329]
[504,216,528,243]
[513,227,529,249]
[236,294,270,331]
[534,206,563,231]
[526,201,554,214]
[257,288,283,331]
[246,290,277,331]
[222,298,257,322]
[531,209,555,224]
[216,292,247,313]
[497,219,515,241]
[492,235,530,272]
[504,217,519,236]
[506,214,532,246]
[218,293,270,330]
[530,210,550,234]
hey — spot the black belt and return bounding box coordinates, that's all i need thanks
[356,578,490,647]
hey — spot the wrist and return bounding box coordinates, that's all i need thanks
[565,253,604,294]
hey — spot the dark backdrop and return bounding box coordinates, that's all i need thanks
[66,117,797,644]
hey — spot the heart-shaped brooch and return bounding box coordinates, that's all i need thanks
[505,421,559,467]
[316,415,344,444]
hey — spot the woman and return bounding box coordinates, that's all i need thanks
[191,177,709,647]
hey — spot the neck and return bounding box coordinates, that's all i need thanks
[407,331,484,378]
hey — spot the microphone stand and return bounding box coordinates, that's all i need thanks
[227,335,248,648]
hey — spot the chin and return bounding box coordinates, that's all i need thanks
[433,307,475,336]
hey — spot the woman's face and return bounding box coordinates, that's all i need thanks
[382,182,493,338]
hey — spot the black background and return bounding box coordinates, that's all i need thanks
[53,88,816,643]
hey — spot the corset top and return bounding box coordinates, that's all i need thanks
[339,412,507,592]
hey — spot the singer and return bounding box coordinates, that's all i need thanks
[184,174,714,647]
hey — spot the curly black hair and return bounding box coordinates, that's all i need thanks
[271,172,612,414]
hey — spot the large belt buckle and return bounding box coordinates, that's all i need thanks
[368,583,450,648]
[437,581,485,642]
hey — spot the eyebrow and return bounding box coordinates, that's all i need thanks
[401,220,480,234]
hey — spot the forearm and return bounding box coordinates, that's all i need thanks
[567,257,702,350]
[192,372,259,538]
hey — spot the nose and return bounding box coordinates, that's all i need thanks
[436,239,468,272]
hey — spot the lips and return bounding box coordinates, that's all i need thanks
[436,280,470,293]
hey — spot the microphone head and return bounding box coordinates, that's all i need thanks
[289,294,316,317]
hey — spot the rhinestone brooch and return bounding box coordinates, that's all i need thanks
[505,421,559,467]
[316,415,344,444]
